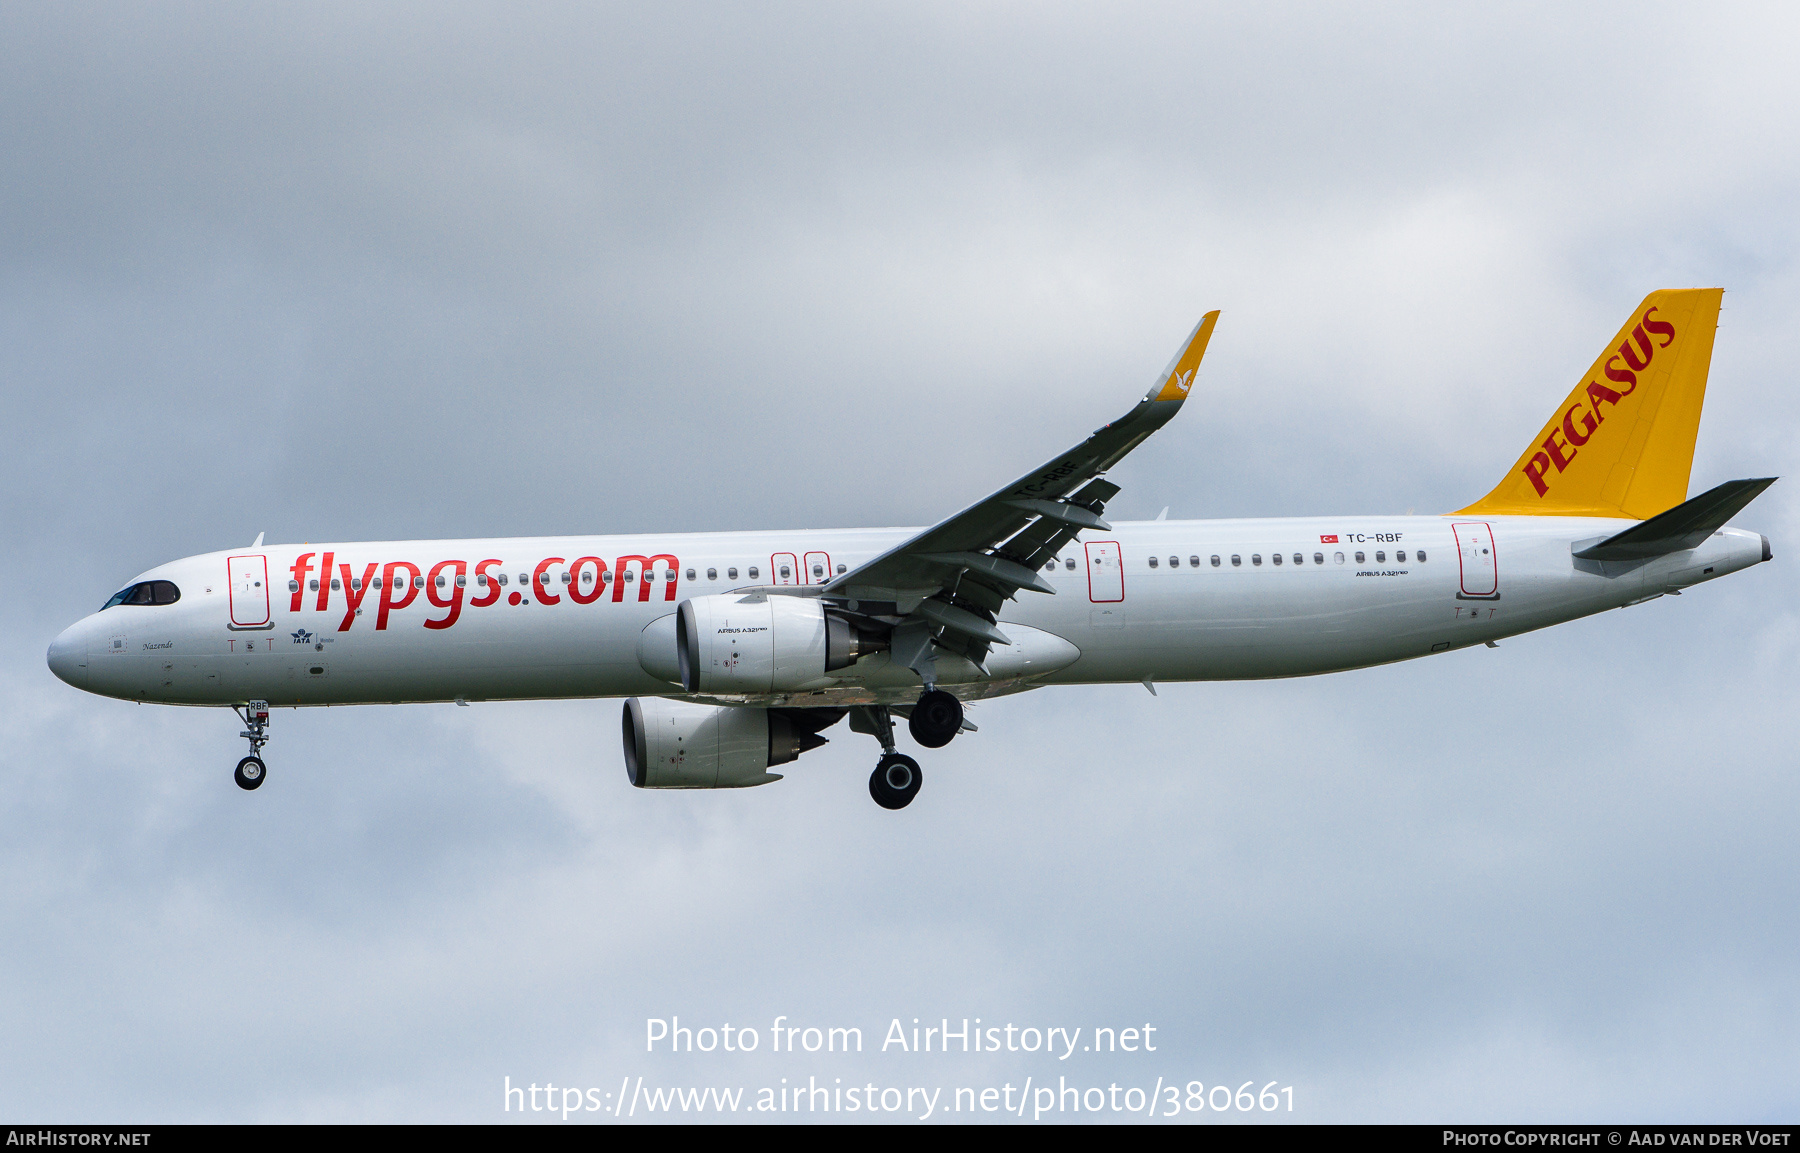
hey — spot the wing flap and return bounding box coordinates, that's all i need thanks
[822,311,1219,681]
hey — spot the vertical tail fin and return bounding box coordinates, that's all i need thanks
[1456,288,1723,519]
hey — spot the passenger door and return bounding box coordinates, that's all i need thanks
[1452,522,1499,598]
[227,555,271,627]
[1084,541,1124,603]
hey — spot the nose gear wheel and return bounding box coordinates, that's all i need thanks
[234,756,266,790]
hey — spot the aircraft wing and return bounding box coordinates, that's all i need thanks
[822,311,1219,676]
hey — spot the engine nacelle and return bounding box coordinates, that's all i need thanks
[621,698,836,789]
[676,593,883,694]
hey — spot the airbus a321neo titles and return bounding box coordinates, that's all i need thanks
[48,290,1775,809]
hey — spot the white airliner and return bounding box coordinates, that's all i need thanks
[47,290,1773,809]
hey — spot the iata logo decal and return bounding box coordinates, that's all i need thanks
[291,628,313,644]
[1522,307,1676,498]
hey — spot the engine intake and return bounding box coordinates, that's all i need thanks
[676,593,886,694]
[622,698,844,788]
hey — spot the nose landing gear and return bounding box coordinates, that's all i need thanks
[232,700,270,791]
[235,756,266,790]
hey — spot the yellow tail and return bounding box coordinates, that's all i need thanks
[1456,288,1723,519]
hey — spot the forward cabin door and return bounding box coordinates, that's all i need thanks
[1452,522,1499,598]
[227,555,271,627]
[1085,541,1124,603]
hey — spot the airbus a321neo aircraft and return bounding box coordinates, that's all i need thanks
[48,289,1774,809]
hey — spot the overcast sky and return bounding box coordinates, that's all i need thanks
[2,1,1797,1124]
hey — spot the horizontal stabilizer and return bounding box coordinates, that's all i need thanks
[1573,477,1776,560]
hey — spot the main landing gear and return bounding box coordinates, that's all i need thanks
[232,700,270,791]
[855,689,967,810]
[907,688,964,749]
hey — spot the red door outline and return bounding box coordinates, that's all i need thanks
[770,553,799,585]
[1452,522,1499,598]
[803,551,832,584]
[1084,541,1124,603]
[227,555,271,626]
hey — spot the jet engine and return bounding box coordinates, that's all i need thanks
[622,697,844,788]
[676,593,885,694]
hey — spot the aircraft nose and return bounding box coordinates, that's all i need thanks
[46,624,87,687]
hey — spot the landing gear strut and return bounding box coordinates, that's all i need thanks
[232,700,270,791]
[853,704,924,811]
[908,688,964,749]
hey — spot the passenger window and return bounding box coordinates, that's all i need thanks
[1334,552,1344,564]
[687,568,697,581]
[1252,554,1262,566]
[1376,551,1386,563]
[837,563,846,574]
[289,580,299,592]
[602,570,612,582]
[1313,553,1324,565]
[1168,556,1178,568]
[707,568,717,580]
[580,571,591,584]
[1148,556,1158,568]
[1355,551,1365,563]
[1293,553,1303,566]
[748,566,760,580]
[1045,560,1055,570]
[519,573,530,585]
[1230,555,1240,567]
[1397,550,1407,562]
[415,575,426,589]
[496,573,506,586]
[1271,553,1282,565]
[728,567,738,580]
[308,579,318,592]
[623,570,634,582]
[333,578,343,591]
[1190,556,1200,567]
[811,564,823,578]
[779,565,791,578]
[1418,550,1427,562]
[559,571,570,584]
[1210,555,1220,567]
[1065,558,1076,571]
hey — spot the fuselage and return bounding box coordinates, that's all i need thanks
[46,515,1770,710]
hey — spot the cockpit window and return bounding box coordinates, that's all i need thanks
[101,580,180,610]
